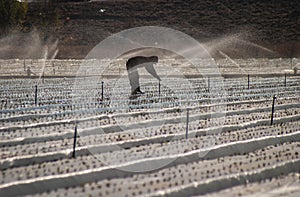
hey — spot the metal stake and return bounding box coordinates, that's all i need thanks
[186,108,190,139]
[158,81,161,96]
[72,123,78,158]
[34,85,38,106]
[208,77,210,92]
[248,74,250,90]
[101,81,104,101]
[270,95,277,125]
[284,73,287,87]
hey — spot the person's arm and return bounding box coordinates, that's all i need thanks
[145,64,161,81]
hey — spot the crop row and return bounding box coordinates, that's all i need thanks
[1,98,298,141]
[28,142,299,197]
[1,76,299,109]
[1,115,299,183]
[1,135,299,196]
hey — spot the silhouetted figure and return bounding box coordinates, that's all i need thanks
[126,56,161,97]
[294,67,298,75]
[26,66,36,77]
[27,67,32,77]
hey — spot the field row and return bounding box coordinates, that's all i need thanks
[1,98,299,141]
[1,76,299,114]
[0,58,299,76]
[2,140,299,196]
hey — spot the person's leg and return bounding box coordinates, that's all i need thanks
[128,67,140,94]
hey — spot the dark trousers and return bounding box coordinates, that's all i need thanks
[127,67,140,94]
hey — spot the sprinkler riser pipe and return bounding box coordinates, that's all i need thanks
[72,124,78,158]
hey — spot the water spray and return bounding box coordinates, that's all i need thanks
[219,51,246,74]
[36,40,59,85]
[236,38,275,54]
[36,46,48,85]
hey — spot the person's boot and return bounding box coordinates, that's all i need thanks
[131,87,144,95]
[135,87,144,94]
[130,87,144,99]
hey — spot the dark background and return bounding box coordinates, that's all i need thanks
[5,0,300,58]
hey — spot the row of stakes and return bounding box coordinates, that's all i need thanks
[247,74,289,89]
[185,94,277,140]
[32,74,291,106]
[32,75,281,115]
[71,95,278,158]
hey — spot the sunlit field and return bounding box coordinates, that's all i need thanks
[0,58,299,196]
